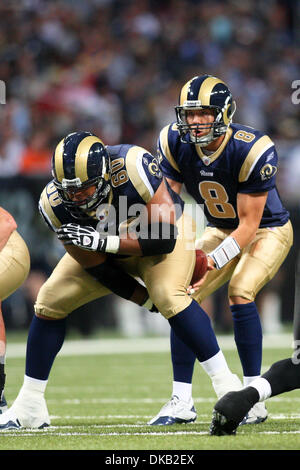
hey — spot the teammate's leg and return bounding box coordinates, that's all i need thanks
[0,253,110,429]
[0,231,30,414]
[0,304,6,412]
[142,218,242,425]
[210,357,300,435]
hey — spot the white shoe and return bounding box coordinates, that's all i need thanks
[211,370,243,399]
[148,395,197,425]
[0,388,50,430]
[240,401,268,425]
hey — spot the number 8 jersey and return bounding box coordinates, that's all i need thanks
[158,122,289,229]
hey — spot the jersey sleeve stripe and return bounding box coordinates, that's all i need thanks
[39,187,61,230]
[159,125,181,173]
[238,136,274,183]
[125,146,154,203]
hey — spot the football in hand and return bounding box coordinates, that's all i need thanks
[190,249,208,285]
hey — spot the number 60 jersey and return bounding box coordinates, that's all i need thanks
[39,144,183,235]
[158,122,289,229]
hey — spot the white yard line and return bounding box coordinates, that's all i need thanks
[42,396,300,405]
[1,429,300,437]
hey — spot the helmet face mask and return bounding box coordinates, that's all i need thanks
[54,176,110,218]
[175,75,236,146]
[52,131,111,219]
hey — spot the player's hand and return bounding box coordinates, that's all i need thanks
[57,223,120,253]
[187,256,215,295]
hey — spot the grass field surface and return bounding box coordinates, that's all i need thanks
[1,331,299,454]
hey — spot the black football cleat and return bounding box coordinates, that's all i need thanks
[210,388,259,436]
[210,408,239,436]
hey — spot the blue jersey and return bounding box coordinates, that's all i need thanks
[158,122,289,229]
[39,144,183,235]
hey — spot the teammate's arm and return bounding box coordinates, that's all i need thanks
[0,207,17,252]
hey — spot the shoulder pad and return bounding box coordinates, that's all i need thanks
[39,183,64,230]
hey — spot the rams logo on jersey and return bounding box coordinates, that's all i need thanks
[260,164,277,181]
[147,156,162,179]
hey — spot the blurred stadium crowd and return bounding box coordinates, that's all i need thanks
[0,0,299,335]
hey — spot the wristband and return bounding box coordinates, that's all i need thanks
[209,236,240,269]
[141,295,158,313]
[105,236,120,254]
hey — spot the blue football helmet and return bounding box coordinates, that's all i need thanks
[175,74,236,146]
[52,131,111,218]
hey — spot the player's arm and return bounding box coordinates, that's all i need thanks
[166,178,182,195]
[63,244,150,307]
[0,207,17,252]
[207,191,267,272]
[189,191,268,292]
[57,179,178,257]
[118,178,177,256]
[229,191,268,249]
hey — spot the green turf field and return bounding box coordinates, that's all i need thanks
[1,333,299,452]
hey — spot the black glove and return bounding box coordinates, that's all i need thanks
[149,304,159,313]
[141,295,159,313]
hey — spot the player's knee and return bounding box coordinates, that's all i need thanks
[149,285,191,319]
[35,283,69,320]
[229,295,254,305]
[34,303,68,320]
[228,286,255,303]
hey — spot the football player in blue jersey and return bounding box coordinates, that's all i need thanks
[0,207,30,414]
[0,131,243,430]
[148,74,293,426]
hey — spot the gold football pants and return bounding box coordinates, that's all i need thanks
[193,220,293,303]
[0,230,30,300]
[34,214,196,320]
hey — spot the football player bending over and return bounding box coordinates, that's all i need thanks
[0,131,242,430]
[0,207,30,413]
[149,74,292,426]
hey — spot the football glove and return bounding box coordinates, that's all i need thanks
[57,223,120,254]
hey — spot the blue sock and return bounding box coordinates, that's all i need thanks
[231,302,262,377]
[168,300,220,363]
[170,328,196,383]
[25,316,66,380]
